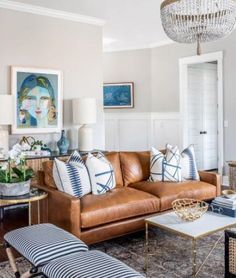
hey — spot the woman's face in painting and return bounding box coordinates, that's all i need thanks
[21,86,51,119]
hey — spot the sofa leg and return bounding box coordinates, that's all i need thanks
[5,243,20,278]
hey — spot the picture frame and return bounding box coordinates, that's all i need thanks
[103,82,134,108]
[11,66,63,134]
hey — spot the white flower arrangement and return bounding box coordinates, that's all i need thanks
[0,144,34,183]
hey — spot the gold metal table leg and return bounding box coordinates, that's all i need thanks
[145,222,149,272]
[195,233,224,277]
[192,239,197,278]
[37,200,40,224]
[28,201,31,226]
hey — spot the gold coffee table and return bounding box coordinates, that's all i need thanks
[145,211,236,277]
[0,187,48,226]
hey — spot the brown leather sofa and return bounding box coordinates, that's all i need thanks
[35,151,221,245]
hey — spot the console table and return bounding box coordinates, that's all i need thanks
[0,149,104,186]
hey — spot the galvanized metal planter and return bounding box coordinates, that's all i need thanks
[0,180,31,197]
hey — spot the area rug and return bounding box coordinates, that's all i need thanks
[0,228,225,278]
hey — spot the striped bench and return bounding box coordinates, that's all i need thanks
[4,223,143,278]
[42,250,143,278]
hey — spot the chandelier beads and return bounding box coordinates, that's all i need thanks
[161,0,236,54]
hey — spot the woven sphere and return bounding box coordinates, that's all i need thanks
[161,0,236,44]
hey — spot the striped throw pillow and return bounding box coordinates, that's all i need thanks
[53,151,91,197]
[86,152,116,195]
[181,145,199,180]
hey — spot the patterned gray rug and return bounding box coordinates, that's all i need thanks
[0,228,225,278]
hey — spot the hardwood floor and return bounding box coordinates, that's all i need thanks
[0,207,28,262]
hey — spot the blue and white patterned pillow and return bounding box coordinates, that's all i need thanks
[181,145,199,180]
[150,146,182,182]
[53,151,91,197]
[86,152,116,195]
[150,147,165,182]
[165,144,182,182]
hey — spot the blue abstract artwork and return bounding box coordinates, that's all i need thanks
[11,67,62,134]
[103,83,134,108]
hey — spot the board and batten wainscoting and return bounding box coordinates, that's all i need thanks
[104,112,180,151]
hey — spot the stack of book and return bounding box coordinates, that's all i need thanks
[211,196,236,217]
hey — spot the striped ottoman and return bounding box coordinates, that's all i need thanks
[4,223,88,277]
[4,224,144,278]
[42,250,143,278]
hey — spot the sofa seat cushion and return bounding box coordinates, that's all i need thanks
[129,181,216,211]
[80,187,160,228]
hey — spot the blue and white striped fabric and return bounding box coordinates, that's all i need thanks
[181,145,199,180]
[41,250,144,278]
[150,146,182,182]
[53,151,91,197]
[86,152,116,195]
[4,224,88,267]
[67,150,85,165]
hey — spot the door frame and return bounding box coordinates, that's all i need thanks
[179,51,224,174]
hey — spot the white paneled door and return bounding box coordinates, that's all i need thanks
[187,63,218,170]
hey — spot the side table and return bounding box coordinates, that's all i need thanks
[0,187,48,226]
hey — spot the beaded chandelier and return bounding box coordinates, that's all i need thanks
[161,0,236,54]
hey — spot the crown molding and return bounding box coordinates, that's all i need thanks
[103,39,175,53]
[0,0,106,26]
[104,44,151,53]
[149,39,174,48]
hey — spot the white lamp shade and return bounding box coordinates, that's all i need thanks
[0,95,13,125]
[73,98,97,125]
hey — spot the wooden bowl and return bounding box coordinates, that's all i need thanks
[172,198,208,221]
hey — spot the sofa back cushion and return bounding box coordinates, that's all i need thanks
[43,160,57,188]
[119,151,150,186]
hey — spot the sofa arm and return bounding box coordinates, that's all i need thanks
[33,171,81,238]
[198,171,221,196]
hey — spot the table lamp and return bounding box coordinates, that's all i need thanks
[73,98,97,152]
[0,95,13,157]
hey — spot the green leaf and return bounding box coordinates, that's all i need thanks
[11,177,21,183]
[12,167,24,178]
[0,170,7,183]
[25,168,34,181]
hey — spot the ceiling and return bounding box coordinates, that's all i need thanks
[14,0,172,52]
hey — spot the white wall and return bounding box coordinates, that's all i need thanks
[105,112,180,151]
[150,33,236,163]
[103,48,180,152]
[104,32,236,164]
[103,49,151,113]
[0,7,105,151]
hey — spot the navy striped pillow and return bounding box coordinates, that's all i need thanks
[53,151,91,197]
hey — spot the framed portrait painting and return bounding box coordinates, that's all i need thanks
[11,67,63,134]
[103,82,134,108]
